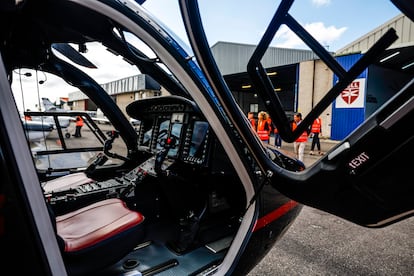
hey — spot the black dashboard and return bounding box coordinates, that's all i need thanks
[44,95,304,215]
[126,96,211,167]
[45,96,216,214]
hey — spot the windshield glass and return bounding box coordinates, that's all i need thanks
[12,67,130,173]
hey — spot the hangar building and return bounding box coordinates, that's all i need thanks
[216,12,414,140]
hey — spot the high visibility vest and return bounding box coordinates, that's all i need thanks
[311,118,321,133]
[257,121,269,141]
[76,116,84,127]
[292,122,308,142]
[249,118,256,129]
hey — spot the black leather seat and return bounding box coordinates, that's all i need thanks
[53,198,145,275]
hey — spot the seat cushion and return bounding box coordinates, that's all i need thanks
[56,198,144,252]
[56,198,145,275]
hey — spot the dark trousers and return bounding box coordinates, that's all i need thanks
[310,132,320,151]
[274,133,282,147]
[74,126,82,137]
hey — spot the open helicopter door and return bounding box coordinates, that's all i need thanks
[179,0,414,228]
[244,0,414,228]
[271,78,414,228]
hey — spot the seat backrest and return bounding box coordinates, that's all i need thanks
[42,172,93,194]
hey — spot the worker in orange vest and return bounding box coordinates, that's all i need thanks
[247,111,256,130]
[73,115,84,137]
[309,117,323,155]
[24,109,32,121]
[256,111,271,144]
[292,112,308,162]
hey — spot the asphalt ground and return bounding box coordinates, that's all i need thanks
[268,136,339,168]
[248,206,414,276]
[249,137,414,276]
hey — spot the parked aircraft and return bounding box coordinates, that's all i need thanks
[23,97,75,138]
[21,118,54,142]
[0,1,412,276]
[41,97,69,112]
[91,108,111,124]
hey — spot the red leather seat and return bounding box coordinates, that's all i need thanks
[54,198,145,275]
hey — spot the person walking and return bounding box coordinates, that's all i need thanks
[247,111,256,130]
[292,112,308,162]
[256,111,271,144]
[309,117,322,155]
[73,115,84,137]
[273,125,282,148]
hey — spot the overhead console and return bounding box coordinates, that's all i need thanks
[126,96,211,167]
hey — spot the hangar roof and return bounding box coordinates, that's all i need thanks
[211,42,318,94]
[211,41,318,76]
[336,13,414,75]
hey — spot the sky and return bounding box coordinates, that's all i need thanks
[142,0,401,51]
[12,0,402,112]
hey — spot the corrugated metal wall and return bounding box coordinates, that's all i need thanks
[331,54,367,140]
[100,74,158,95]
[211,41,318,75]
[69,74,160,101]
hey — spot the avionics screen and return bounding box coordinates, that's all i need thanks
[155,119,182,158]
[169,122,182,157]
[189,121,209,157]
[140,119,154,148]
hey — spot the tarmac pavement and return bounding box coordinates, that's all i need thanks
[250,137,414,276]
[268,136,339,167]
[248,205,414,276]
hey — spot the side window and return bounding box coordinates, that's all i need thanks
[12,69,129,173]
[25,112,128,172]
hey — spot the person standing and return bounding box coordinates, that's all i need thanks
[266,115,282,148]
[247,111,256,130]
[309,117,322,155]
[256,111,270,144]
[273,125,282,148]
[266,115,275,146]
[24,109,32,121]
[73,115,84,137]
[292,112,308,162]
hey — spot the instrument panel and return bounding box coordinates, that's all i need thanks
[126,96,211,166]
